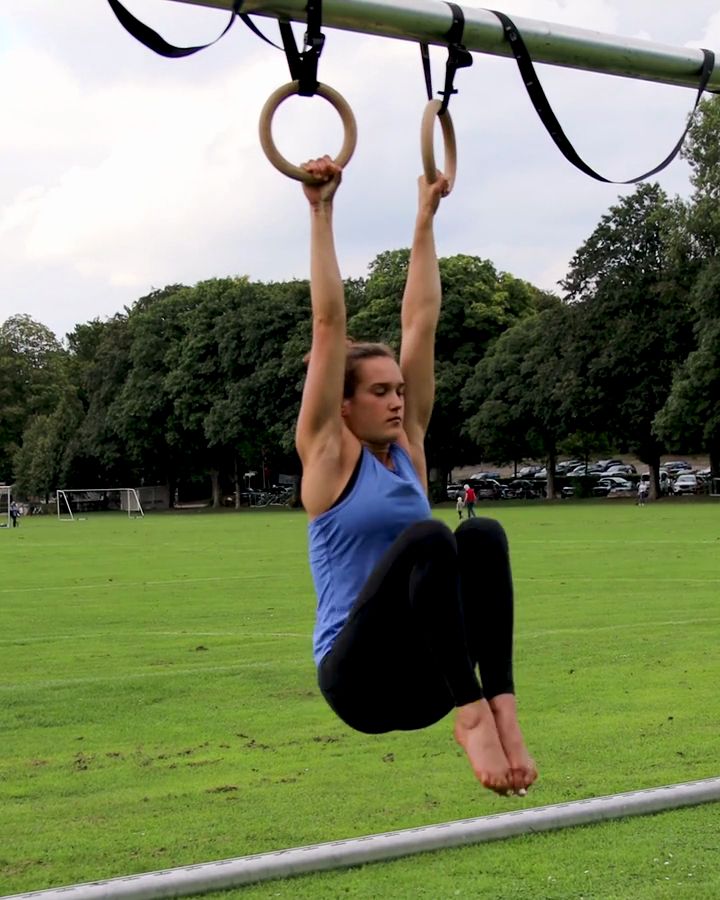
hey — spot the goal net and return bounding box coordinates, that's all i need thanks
[0,486,10,528]
[56,488,145,521]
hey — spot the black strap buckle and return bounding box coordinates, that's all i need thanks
[439,2,473,114]
[420,1,473,115]
[279,0,325,96]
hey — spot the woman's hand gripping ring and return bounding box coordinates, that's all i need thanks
[420,99,457,193]
[259,81,357,184]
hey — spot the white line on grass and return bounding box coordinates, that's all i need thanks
[3,619,718,685]
[520,616,720,638]
[516,577,720,583]
[3,618,719,649]
[519,539,720,545]
[0,574,303,595]
[0,631,308,646]
[3,574,718,597]
[0,658,309,691]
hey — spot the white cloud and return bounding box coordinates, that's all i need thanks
[689,8,720,49]
[1,0,719,338]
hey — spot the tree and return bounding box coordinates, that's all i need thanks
[13,392,85,499]
[681,96,720,259]
[0,315,65,483]
[68,314,137,486]
[656,97,720,476]
[463,307,574,498]
[561,184,694,499]
[166,277,313,505]
[107,286,193,496]
[655,260,720,475]
[348,250,552,492]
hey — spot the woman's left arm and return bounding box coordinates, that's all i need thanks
[399,173,449,448]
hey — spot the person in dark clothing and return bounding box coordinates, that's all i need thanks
[10,501,20,528]
[295,157,536,796]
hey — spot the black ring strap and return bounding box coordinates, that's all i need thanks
[439,2,473,114]
[420,1,473,114]
[278,0,325,97]
[106,0,283,57]
[106,0,326,100]
[488,8,716,184]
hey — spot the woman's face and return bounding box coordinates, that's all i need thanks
[341,356,405,446]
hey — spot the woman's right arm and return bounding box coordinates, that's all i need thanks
[295,157,347,466]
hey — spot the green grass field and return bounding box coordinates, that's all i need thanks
[1,501,719,899]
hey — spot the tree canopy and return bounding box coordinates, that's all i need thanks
[5,97,720,499]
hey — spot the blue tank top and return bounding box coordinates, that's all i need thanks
[308,443,431,665]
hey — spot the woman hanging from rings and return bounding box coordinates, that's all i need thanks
[294,155,537,796]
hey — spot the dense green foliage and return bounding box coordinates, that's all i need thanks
[3,260,550,501]
[4,97,720,498]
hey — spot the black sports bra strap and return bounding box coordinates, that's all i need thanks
[330,450,364,510]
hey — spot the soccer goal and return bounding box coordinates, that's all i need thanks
[56,488,145,521]
[0,485,10,528]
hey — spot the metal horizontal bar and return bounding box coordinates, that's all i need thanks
[5,777,720,900]
[167,0,720,91]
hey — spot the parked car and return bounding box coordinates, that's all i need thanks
[566,465,591,477]
[568,463,607,477]
[672,473,699,495]
[555,459,582,474]
[518,465,542,478]
[446,483,464,500]
[595,459,625,472]
[607,482,635,497]
[592,477,633,497]
[504,479,541,499]
[665,460,692,473]
[474,479,503,500]
[604,464,637,476]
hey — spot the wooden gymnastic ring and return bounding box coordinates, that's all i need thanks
[258,81,357,184]
[420,99,457,193]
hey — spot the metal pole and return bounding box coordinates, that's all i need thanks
[166,0,720,92]
[5,777,720,900]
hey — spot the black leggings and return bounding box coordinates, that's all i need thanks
[318,517,515,734]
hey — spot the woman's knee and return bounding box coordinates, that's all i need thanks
[402,518,456,553]
[455,517,509,552]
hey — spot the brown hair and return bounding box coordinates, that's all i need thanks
[303,339,396,398]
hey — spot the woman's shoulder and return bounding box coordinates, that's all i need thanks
[394,434,427,490]
[303,429,363,520]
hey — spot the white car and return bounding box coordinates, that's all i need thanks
[672,473,699,495]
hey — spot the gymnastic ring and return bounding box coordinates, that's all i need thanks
[420,99,457,193]
[258,81,357,184]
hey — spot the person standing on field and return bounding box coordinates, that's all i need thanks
[456,493,465,520]
[463,484,477,518]
[295,155,536,796]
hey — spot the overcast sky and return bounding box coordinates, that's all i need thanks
[2,1,720,341]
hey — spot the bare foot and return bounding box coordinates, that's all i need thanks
[489,693,538,793]
[453,699,512,794]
